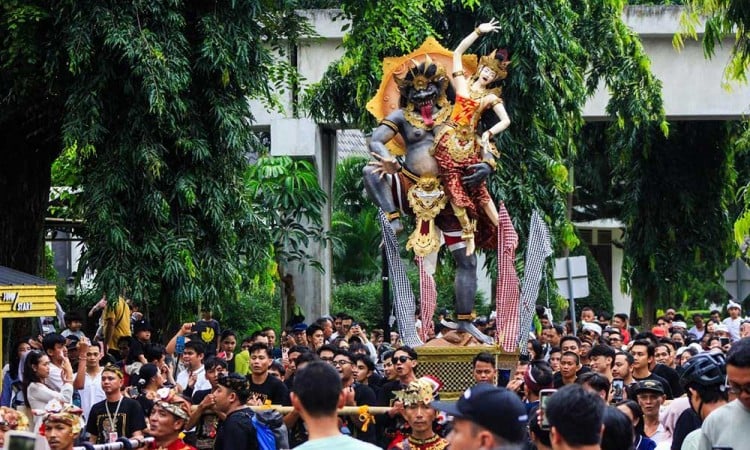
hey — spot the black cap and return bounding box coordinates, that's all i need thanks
[633,379,665,395]
[432,384,528,443]
[133,319,153,334]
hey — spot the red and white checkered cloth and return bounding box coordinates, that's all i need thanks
[417,256,437,342]
[495,202,520,352]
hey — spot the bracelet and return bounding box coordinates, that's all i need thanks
[474,27,482,36]
[452,70,465,78]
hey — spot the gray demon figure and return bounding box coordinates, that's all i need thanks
[364,56,497,344]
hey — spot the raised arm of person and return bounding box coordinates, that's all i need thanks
[73,339,90,390]
[452,19,500,97]
[165,322,194,355]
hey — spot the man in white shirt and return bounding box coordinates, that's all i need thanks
[73,341,106,420]
[176,341,211,398]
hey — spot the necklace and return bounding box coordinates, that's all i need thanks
[105,397,123,434]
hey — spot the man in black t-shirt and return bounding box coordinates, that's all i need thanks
[86,365,146,444]
[186,357,227,450]
[630,340,674,399]
[213,373,258,450]
[247,343,290,406]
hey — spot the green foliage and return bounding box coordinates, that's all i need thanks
[331,156,382,282]
[677,0,750,83]
[621,121,737,321]
[245,155,329,273]
[332,281,385,329]
[217,283,281,339]
[33,1,312,331]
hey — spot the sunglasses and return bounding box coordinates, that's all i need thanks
[728,382,750,396]
[393,355,413,364]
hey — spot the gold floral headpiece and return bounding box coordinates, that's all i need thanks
[0,406,29,431]
[154,388,191,421]
[393,376,442,406]
[38,400,85,435]
[478,49,510,80]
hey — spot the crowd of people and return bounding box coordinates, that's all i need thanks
[0,296,748,450]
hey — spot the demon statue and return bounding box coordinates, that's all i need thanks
[364,22,505,345]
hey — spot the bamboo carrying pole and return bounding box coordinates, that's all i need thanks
[250,405,393,415]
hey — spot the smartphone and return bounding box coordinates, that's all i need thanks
[175,335,186,354]
[720,337,730,347]
[4,431,42,450]
[539,388,557,430]
[127,386,139,398]
[611,378,624,403]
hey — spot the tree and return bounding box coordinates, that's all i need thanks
[0,1,68,275]
[621,122,738,324]
[305,0,665,312]
[1,1,313,332]
[244,155,328,325]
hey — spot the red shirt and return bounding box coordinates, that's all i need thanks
[149,438,196,450]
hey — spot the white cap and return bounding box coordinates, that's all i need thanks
[582,322,602,336]
[728,300,742,310]
[671,321,687,330]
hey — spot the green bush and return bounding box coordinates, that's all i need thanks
[332,280,385,329]
[215,285,281,339]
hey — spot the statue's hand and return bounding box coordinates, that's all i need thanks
[368,152,401,179]
[477,19,500,35]
[462,163,492,187]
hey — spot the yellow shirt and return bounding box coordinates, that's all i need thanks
[104,297,131,349]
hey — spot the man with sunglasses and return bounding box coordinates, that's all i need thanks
[695,337,750,450]
[377,346,421,447]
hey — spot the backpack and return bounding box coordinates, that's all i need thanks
[246,409,289,450]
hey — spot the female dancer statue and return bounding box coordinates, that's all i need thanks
[432,19,510,255]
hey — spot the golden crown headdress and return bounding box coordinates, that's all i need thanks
[393,376,442,406]
[478,49,510,81]
[394,54,449,94]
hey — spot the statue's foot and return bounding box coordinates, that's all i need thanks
[456,321,494,345]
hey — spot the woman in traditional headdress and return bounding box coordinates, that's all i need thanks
[432,20,510,255]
